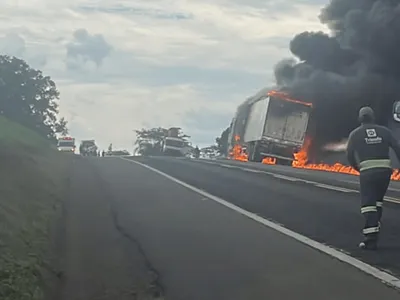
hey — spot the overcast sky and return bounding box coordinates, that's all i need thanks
[0,0,327,150]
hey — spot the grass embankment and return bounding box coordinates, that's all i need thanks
[0,116,71,300]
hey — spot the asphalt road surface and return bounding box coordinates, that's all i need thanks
[62,155,400,299]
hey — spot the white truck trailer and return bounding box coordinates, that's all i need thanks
[228,89,313,165]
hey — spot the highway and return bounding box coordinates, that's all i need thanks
[62,155,400,299]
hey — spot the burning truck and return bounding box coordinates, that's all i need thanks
[226,88,400,180]
[227,88,313,165]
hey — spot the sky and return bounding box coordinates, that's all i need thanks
[0,0,327,151]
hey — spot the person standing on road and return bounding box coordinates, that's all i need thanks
[347,106,400,250]
[194,146,200,158]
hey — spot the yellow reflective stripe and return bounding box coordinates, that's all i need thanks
[376,201,383,207]
[361,206,377,213]
[363,227,380,234]
[359,159,391,171]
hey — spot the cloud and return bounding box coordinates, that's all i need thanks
[0,0,326,149]
[0,32,25,57]
[182,108,234,146]
[66,28,112,69]
[0,31,47,68]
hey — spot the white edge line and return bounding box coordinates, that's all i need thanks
[121,157,400,290]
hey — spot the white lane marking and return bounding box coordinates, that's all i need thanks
[337,179,359,184]
[122,157,400,290]
[253,170,356,193]
[313,184,354,193]
[385,196,400,203]
[239,168,263,173]
[338,179,400,193]
[219,164,237,168]
[195,161,400,204]
[271,174,299,181]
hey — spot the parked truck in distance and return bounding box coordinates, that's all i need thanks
[79,140,98,156]
[227,88,313,165]
[161,127,186,156]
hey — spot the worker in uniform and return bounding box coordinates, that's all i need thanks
[347,106,400,250]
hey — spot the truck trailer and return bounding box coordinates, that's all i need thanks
[228,88,313,165]
[79,140,98,156]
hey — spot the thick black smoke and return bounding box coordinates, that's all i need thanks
[275,0,400,149]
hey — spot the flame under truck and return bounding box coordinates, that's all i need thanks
[227,88,313,165]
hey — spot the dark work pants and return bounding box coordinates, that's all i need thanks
[359,168,392,242]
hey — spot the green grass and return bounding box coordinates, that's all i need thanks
[0,116,71,300]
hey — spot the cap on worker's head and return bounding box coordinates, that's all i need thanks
[358,106,375,123]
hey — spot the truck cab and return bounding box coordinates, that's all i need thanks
[57,137,76,153]
[162,137,185,155]
[161,127,186,156]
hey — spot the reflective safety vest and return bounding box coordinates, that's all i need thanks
[359,159,391,172]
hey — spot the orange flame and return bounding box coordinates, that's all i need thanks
[229,135,248,162]
[292,137,400,180]
[267,90,313,107]
[231,144,248,161]
[262,157,276,164]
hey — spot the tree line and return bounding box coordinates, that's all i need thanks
[135,126,231,156]
[0,55,68,142]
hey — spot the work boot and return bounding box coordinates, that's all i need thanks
[359,239,378,250]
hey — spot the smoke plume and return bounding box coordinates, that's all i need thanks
[275,0,400,148]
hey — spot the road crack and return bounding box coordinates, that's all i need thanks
[92,162,165,299]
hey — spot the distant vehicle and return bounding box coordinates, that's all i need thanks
[79,140,98,156]
[227,89,313,165]
[161,127,185,156]
[57,137,76,153]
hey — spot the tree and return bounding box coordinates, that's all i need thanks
[135,127,167,143]
[215,126,230,155]
[55,117,68,136]
[0,55,68,141]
